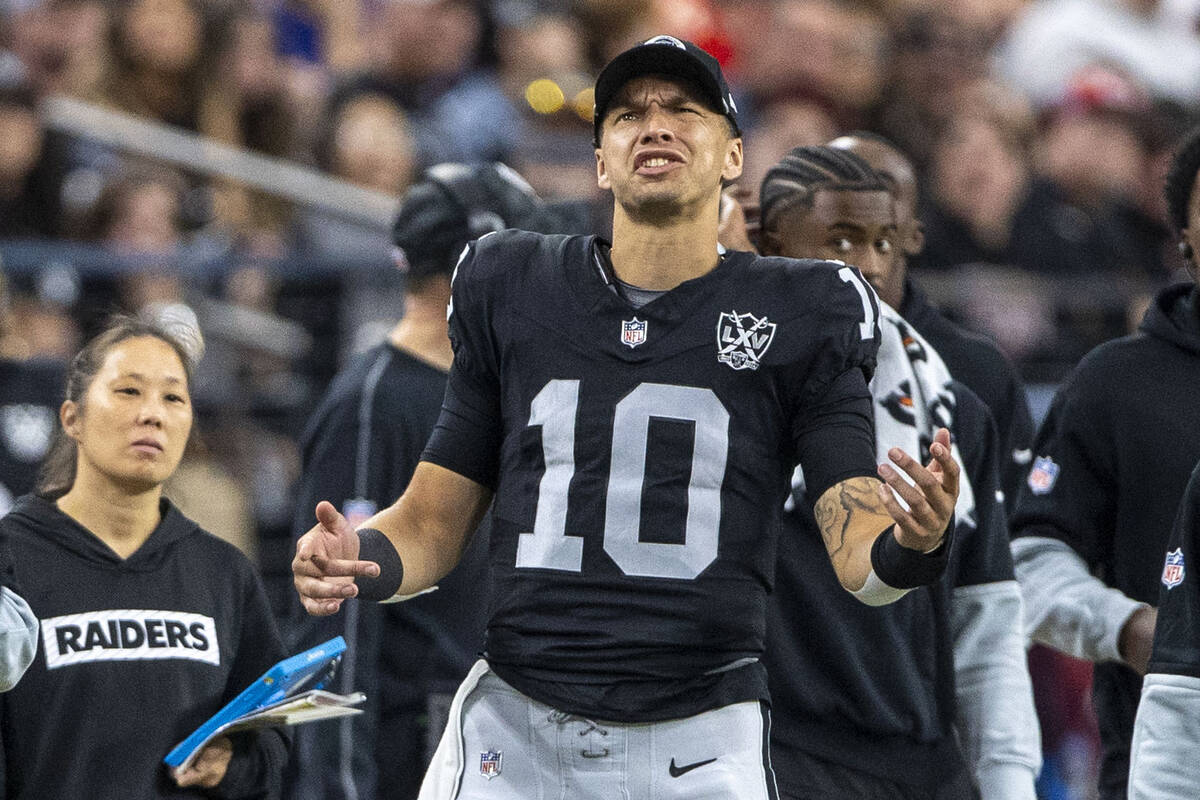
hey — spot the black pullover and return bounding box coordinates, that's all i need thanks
[0,495,289,799]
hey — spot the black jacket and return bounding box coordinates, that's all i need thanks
[0,495,288,800]
[1011,283,1200,799]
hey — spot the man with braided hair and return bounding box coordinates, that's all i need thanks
[1010,124,1200,800]
[752,145,1039,799]
[827,132,1034,513]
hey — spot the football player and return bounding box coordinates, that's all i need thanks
[293,38,959,799]
[827,132,1034,512]
[1128,460,1200,799]
[1010,124,1200,799]
[755,145,1039,800]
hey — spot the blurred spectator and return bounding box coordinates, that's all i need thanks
[574,0,655,64]
[0,264,63,515]
[319,91,416,196]
[874,6,997,167]
[735,0,888,129]
[494,7,597,200]
[740,97,838,198]
[76,166,190,345]
[273,0,367,75]
[920,78,1160,286]
[295,88,416,264]
[915,77,1172,370]
[8,0,109,99]
[0,80,61,237]
[356,0,518,164]
[1034,67,1182,283]
[199,8,297,249]
[102,0,213,130]
[86,165,185,256]
[1035,67,1151,212]
[995,0,1200,110]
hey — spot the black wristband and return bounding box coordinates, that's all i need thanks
[870,520,953,589]
[355,528,405,602]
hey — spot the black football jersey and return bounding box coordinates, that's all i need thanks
[422,230,881,721]
[1125,462,1200,800]
[1150,461,1200,679]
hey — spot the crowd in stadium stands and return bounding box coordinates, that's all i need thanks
[0,1,1198,798]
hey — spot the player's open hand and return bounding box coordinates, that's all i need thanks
[875,427,959,552]
[171,736,232,788]
[292,501,380,616]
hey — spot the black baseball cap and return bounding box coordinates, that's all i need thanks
[592,35,741,147]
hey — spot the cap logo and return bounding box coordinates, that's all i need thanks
[642,35,687,49]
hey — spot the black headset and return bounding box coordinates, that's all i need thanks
[425,163,539,241]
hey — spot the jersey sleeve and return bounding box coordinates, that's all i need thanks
[947,384,1041,797]
[1128,463,1200,799]
[1008,362,1116,566]
[1147,461,1200,678]
[788,262,881,501]
[792,368,876,503]
[421,239,504,489]
[0,588,36,693]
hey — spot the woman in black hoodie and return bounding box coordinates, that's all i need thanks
[0,316,289,799]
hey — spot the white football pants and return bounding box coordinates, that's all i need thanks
[419,660,779,800]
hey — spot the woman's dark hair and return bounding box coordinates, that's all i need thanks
[1165,125,1200,235]
[759,145,888,232]
[37,316,197,499]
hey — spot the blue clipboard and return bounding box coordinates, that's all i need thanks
[164,636,348,768]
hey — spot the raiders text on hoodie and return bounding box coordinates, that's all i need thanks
[0,495,289,799]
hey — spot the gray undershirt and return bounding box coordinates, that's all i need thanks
[612,278,666,309]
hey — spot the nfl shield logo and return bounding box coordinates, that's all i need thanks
[1027,456,1060,495]
[480,750,502,780]
[716,310,776,371]
[621,318,647,348]
[1163,547,1186,589]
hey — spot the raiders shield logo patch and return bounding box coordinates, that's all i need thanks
[716,310,776,371]
[1163,547,1186,589]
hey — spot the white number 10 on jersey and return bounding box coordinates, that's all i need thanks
[516,380,730,580]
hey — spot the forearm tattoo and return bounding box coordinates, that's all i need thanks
[813,476,885,558]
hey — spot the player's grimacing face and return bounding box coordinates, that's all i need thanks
[767,189,902,308]
[64,336,193,492]
[595,75,742,215]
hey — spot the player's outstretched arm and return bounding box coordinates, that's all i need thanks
[293,461,492,616]
[814,427,959,604]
